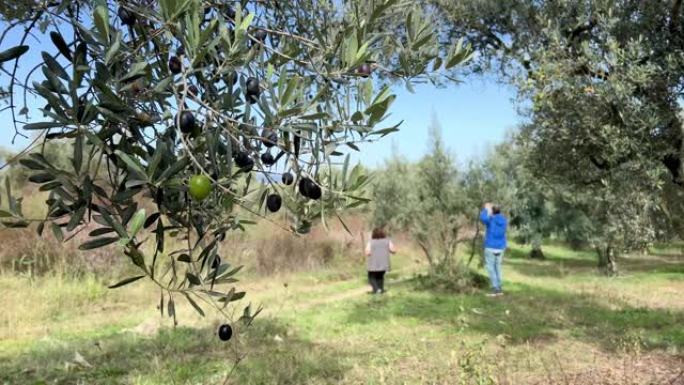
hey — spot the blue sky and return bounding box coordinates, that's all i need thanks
[349,78,521,168]
[0,21,523,168]
[1,75,522,169]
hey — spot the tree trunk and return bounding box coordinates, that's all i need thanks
[596,245,618,276]
[467,222,481,267]
[359,231,366,263]
[417,240,434,268]
[529,245,545,260]
[529,235,545,259]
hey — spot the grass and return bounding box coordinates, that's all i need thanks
[0,242,682,385]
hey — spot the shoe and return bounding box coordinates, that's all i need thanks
[378,289,385,294]
[495,290,504,297]
[486,291,498,297]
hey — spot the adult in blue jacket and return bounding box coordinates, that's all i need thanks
[480,203,507,296]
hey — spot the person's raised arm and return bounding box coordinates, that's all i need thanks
[480,204,492,225]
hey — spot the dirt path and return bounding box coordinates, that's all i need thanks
[242,263,422,314]
[123,268,419,335]
[281,275,414,315]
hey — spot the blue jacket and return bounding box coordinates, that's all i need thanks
[480,209,508,250]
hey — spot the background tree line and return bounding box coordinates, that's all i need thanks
[369,117,679,279]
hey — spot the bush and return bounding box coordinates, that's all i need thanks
[414,260,488,293]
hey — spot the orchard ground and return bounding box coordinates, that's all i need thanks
[1,228,683,384]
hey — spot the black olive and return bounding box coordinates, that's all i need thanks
[177,111,196,134]
[298,177,321,200]
[169,56,182,74]
[357,63,372,77]
[260,152,276,166]
[218,324,233,341]
[245,77,260,103]
[266,194,282,212]
[234,151,254,171]
[261,129,278,148]
[118,7,136,26]
[281,172,294,185]
[211,256,221,269]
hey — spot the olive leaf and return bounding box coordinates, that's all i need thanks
[24,122,65,130]
[0,45,29,63]
[128,209,146,239]
[183,292,205,317]
[79,237,119,250]
[114,150,148,179]
[108,275,146,289]
[93,4,110,42]
[41,52,69,81]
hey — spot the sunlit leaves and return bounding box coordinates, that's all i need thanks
[93,3,110,42]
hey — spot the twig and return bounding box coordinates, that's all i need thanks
[8,12,44,143]
[0,133,46,170]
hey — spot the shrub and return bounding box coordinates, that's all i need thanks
[414,260,488,293]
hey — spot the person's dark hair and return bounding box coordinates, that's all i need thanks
[492,205,501,215]
[372,227,387,239]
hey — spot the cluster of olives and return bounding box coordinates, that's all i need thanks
[115,5,332,217]
[188,171,321,208]
[118,2,266,106]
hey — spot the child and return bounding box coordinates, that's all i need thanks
[365,227,397,294]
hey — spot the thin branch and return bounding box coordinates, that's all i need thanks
[8,12,44,143]
[0,133,46,171]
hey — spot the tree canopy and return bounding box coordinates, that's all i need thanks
[435,0,684,210]
[0,0,471,323]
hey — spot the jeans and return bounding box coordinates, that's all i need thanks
[484,249,504,291]
[368,271,386,293]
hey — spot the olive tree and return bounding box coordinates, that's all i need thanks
[370,118,476,282]
[370,146,416,232]
[370,119,460,264]
[429,0,684,273]
[548,172,661,275]
[466,130,662,273]
[433,0,684,204]
[411,118,467,268]
[0,0,471,342]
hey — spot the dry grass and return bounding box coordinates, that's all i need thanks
[0,185,376,279]
[218,213,374,276]
[0,225,127,276]
[513,351,684,385]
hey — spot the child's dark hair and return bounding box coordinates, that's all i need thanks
[372,227,387,239]
[492,205,501,215]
